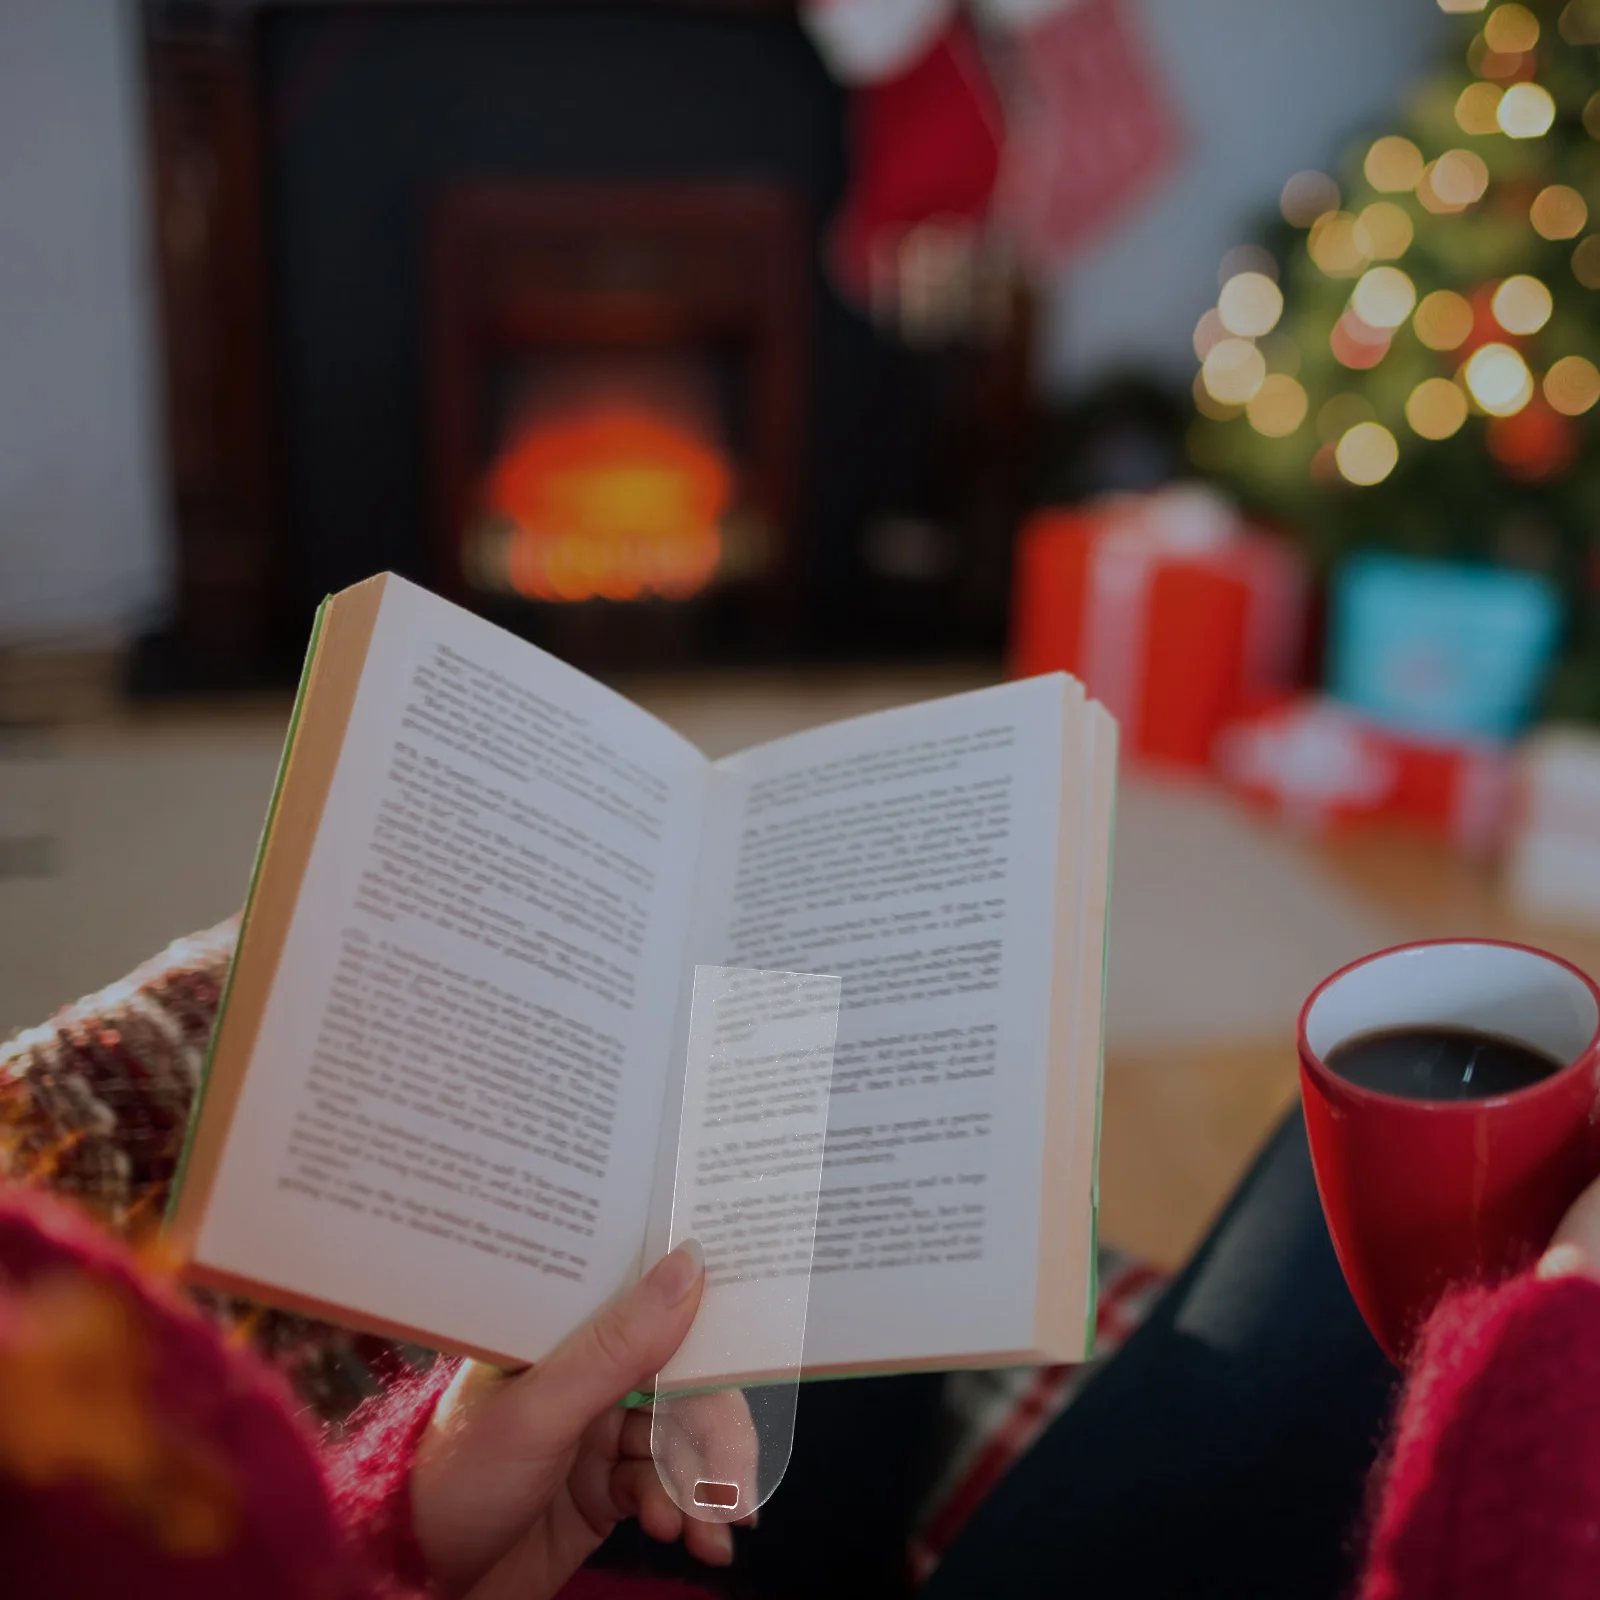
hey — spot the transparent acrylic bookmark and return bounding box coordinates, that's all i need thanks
[650,965,841,1523]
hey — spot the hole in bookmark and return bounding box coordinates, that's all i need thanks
[693,1481,740,1509]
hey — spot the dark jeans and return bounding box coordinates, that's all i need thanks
[604,1109,1398,1599]
[926,1109,1399,1600]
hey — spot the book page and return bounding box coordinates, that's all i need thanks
[661,677,1077,1371]
[194,578,709,1363]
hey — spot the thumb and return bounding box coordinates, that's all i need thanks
[516,1240,705,1446]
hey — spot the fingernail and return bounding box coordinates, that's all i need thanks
[647,1238,704,1305]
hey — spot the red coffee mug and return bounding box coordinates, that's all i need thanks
[1299,938,1600,1363]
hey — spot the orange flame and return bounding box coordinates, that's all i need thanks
[483,404,731,602]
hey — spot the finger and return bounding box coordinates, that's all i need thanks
[508,1240,704,1452]
[611,1457,684,1544]
[619,1406,655,1460]
[683,1514,736,1568]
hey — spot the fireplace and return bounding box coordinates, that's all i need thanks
[134,0,1036,689]
[430,181,806,665]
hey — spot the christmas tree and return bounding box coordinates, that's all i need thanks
[1189,0,1600,717]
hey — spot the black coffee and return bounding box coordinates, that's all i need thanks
[1325,1025,1564,1102]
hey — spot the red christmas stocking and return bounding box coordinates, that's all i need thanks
[805,2,1007,303]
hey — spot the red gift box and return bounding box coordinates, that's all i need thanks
[1215,696,1512,855]
[1009,487,1306,769]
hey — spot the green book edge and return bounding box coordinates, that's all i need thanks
[165,597,332,1226]
[1082,737,1120,1360]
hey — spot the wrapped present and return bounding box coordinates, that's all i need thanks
[1329,552,1560,741]
[1215,695,1512,855]
[1506,728,1600,930]
[1009,484,1306,768]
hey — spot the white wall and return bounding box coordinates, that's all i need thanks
[0,0,168,643]
[1040,0,1446,392]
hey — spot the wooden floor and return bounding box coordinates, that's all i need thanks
[1101,828,1600,1270]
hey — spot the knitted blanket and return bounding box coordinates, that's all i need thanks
[0,922,1168,1570]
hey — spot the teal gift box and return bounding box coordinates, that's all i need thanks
[1329,553,1560,740]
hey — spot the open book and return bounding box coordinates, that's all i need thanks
[169,574,1117,1380]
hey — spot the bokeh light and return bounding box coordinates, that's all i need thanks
[1364,137,1424,193]
[1464,342,1535,414]
[1354,202,1414,259]
[1544,354,1600,413]
[1455,81,1505,134]
[1218,271,1284,337]
[1192,370,1241,421]
[1499,82,1557,138]
[1413,289,1477,350]
[1531,185,1589,239]
[1438,0,1488,10]
[1470,31,1528,78]
[1561,0,1600,44]
[1586,91,1600,140]
[1281,171,1340,227]
[1492,274,1553,334]
[1428,150,1491,206]
[1218,244,1278,285]
[1193,308,1229,361]
[1202,338,1267,404]
[1336,423,1400,485]
[1351,266,1417,329]
[1246,374,1309,437]
[1318,393,1377,444]
[1484,3,1540,51]
[1573,236,1600,287]
[1406,378,1470,439]
[1309,211,1367,276]
[1331,310,1392,369]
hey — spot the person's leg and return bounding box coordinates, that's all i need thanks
[926,1107,1399,1600]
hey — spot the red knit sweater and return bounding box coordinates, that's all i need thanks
[4,1188,1599,1599]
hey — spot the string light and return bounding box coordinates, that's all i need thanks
[1336,423,1400,485]
[1192,370,1242,421]
[1545,355,1600,414]
[1354,202,1414,259]
[1484,3,1539,51]
[1352,267,1417,328]
[1193,308,1229,361]
[1364,137,1424,193]
[1559,0,1600,44]
[1218,271,1284,337]
[1246,374,1309,437]
[1309,211,1367,276]
[1406,378,1470,439]
[1499,83,1557,138]
[1469,32,1527,78]
[1218,244,1278,285]
[1438,0,1488,10]
[1331,310,1391,370]
[1202,338,1267,404]
[1455,82,1505,134]
[1586,91,1600,140]
[1318,394,1377,444]
[1492,274,1553,334]
[1281,171,1340,227]
[1464,343,1534,414]
[1532,185,1589,239]
[1574,236,1600,287]
[1428,150,1491,206]
[1414,290,1477,350]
